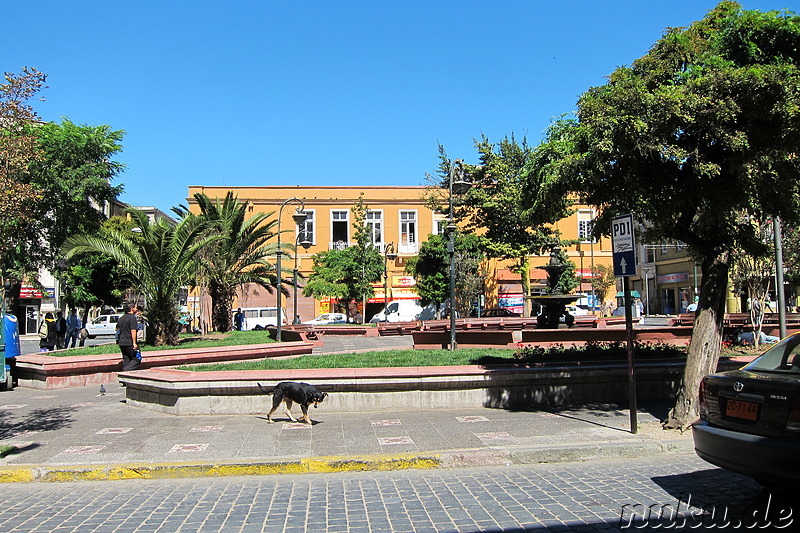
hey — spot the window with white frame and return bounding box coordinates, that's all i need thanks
[577,210,596,243]
[300,209,315,245]
[433,212,448,236]
[366,210,383,246]
[331,210,349,248]
[400,210,417,252]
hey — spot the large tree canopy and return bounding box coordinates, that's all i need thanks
[529,1,800,428]
[405,232,484,316]
[431,137,570,316]
[64,209,213,346]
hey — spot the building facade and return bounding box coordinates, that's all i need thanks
[186,185,615,323]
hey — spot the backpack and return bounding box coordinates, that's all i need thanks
[38,321,48,339]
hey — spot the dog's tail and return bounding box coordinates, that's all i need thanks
[257,383,275,395]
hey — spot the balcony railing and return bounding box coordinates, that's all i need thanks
[330,241,351,251]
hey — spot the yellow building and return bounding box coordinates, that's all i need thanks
[186,185,615,322]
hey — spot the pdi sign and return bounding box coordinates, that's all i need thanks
[612,214,637,277]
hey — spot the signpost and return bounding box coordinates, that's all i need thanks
[612,214,638,434]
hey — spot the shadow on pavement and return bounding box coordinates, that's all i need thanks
[0,406,77,439]
[645,469,794,530]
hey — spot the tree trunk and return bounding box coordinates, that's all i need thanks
[209,281,234,332]
[665,252,730,430]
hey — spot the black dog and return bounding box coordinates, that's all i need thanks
[258,382,328,424]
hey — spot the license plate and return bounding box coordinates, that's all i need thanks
[726,399,758,421]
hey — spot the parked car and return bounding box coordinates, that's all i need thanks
[85,313,122,338]
[481,307,521,318]
[303,313,348,325]
[566,305,589,316]
[693,332,800,487]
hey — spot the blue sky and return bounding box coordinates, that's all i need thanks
[2,0,789,214]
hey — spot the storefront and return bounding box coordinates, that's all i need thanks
[16,284,56,335]
[655,271,691,315]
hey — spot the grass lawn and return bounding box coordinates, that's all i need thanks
[180,342,692,372]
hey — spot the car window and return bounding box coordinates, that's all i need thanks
[110,316,119,324]
[743,335,800,373]
[92,316,106,325]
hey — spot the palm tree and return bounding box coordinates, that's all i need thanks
[63,208,213,346]
[193,192,284,332]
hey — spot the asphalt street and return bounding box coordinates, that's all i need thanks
[0,455,782,532]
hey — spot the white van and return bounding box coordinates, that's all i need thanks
[370,300,436,323]
[238,307,286,330]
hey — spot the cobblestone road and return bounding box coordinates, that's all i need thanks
[0,454,785,532]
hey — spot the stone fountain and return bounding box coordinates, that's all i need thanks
[530,246,581,328]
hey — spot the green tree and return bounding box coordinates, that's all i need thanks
[60,216,135,344]
[191,192,281,332]
[3,119,124,275]
[405,233,484,316]
[590,264,617,309]
[303,196,384,322]
[430,137,569,316]
[63,208,213,346]
[0,68,47,306]
[529,2,800,429]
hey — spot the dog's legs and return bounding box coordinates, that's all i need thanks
[266,397,282,424]
[300,404,312,424]
[284,399,298,422]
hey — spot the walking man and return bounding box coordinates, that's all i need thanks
[117,303,141,371]
[65,309,82,349]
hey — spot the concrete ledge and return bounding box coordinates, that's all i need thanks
[118,358,747,415]
[14,341,314,390]
[521,327,694,346]
[412,330,520,349]
[271,325,379,340]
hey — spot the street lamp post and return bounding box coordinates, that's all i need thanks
[276,198,308,342]
[383,243,396,312]
[293,230,312,326]
[448,159,471,351]
[577,246,585,305]
[641,266,652,317]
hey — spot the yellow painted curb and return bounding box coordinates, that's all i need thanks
[0,452,443,483]
[0,468,35,483]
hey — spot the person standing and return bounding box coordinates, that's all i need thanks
[54,311,67,349]
[38,312,58,352]
[117,303,141,371]
[65,309,82,348]
[234,308,245,331]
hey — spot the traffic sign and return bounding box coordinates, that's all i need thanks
[612,214,637,277]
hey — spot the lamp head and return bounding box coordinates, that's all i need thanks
[450,159,472,196]
[385,242,397,261]
[292,209,308,226]
[298,230,312,250]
